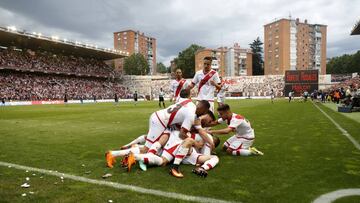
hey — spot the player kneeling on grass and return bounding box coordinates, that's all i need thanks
[208,104,264,156]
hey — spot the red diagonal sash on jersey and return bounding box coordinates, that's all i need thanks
[198,70,216,92]
[175,79,186,98]
[167,99,192,127]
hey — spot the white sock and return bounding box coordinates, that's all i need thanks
[124,135,146,147]
[135,153,163,166]
[173,146,189,165]
[201,156,219,170]
[148,142,161,154]
[111,145,140,157]
[232,149,251,156]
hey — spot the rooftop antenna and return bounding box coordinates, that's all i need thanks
[289,12,292,20]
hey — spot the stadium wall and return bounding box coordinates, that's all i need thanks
[120,74,339,99]
[2,99,135,106]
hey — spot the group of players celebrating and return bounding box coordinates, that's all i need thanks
[105,56,263,178]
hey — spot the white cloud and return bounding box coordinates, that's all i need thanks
[0,0,359,67]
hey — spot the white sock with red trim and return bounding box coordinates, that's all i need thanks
[135,153,163,166]
[148,141,161,154]
[123,135,146,147]
[111,145,140,157]
[201,156,219,170]
[232,149,251,156]
[173,146,189,165]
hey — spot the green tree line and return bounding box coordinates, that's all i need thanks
[327,51,360,74]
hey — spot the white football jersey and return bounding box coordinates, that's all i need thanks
[164,130,182,150]
[218,113,254,138]
[156,98,196,131]
[191,70,220,101]
[170,79,188,101]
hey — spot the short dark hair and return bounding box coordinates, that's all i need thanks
[213,135,220,148]
[198,100,210,110]
[217,104,230,112]
[205,110,216,121]
[180,89,190,98]
[203,56,212,61]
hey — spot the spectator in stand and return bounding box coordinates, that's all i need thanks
[0,48,115,78]
[334,90,340,104]
[0,72,127,101]
[1,97,5,106]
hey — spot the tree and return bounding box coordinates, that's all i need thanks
[327,51,360,74]
[173,44,204,78]
[249,37,264,75]
[123,53,149,75]
[157,62,168,73]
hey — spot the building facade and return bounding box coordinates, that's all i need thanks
[113,30,156,75]
[264,18,327,75]
[195,48,227,76]
[195,44,253,77]
[225,43,253,76]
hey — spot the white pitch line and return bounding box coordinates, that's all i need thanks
[313,188,360,203]
[0,161,236,203]
[312,102,360,151]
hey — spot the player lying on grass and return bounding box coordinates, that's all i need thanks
[106,111,215,169]
[127,131,220,178]
[126,112,220,178]
[208,104,264,156]
[105,89,210,168]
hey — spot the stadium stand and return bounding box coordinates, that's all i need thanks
[0,26,130,102]
[0,48,116,78]
[0,71,130,101]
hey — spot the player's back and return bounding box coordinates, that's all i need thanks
[230,113,253,137]
[156,98,196,128]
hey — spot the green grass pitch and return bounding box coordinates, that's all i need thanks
[0,99,359,202]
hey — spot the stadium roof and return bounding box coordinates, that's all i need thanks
[351,20,360,35]
[0,26,128,60]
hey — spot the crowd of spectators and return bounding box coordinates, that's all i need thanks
[323,75,360,108]
[226,75,285,97]
[0,71,130,101]
[123,75,285,99]
[0,48,116,78]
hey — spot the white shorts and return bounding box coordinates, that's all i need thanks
[144,112,167,149]
[161,130,183,162]
[217,96,225,104]
[224,134,254,151]
[182,147,201,166]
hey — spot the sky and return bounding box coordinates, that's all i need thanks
[0,0,359,66]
